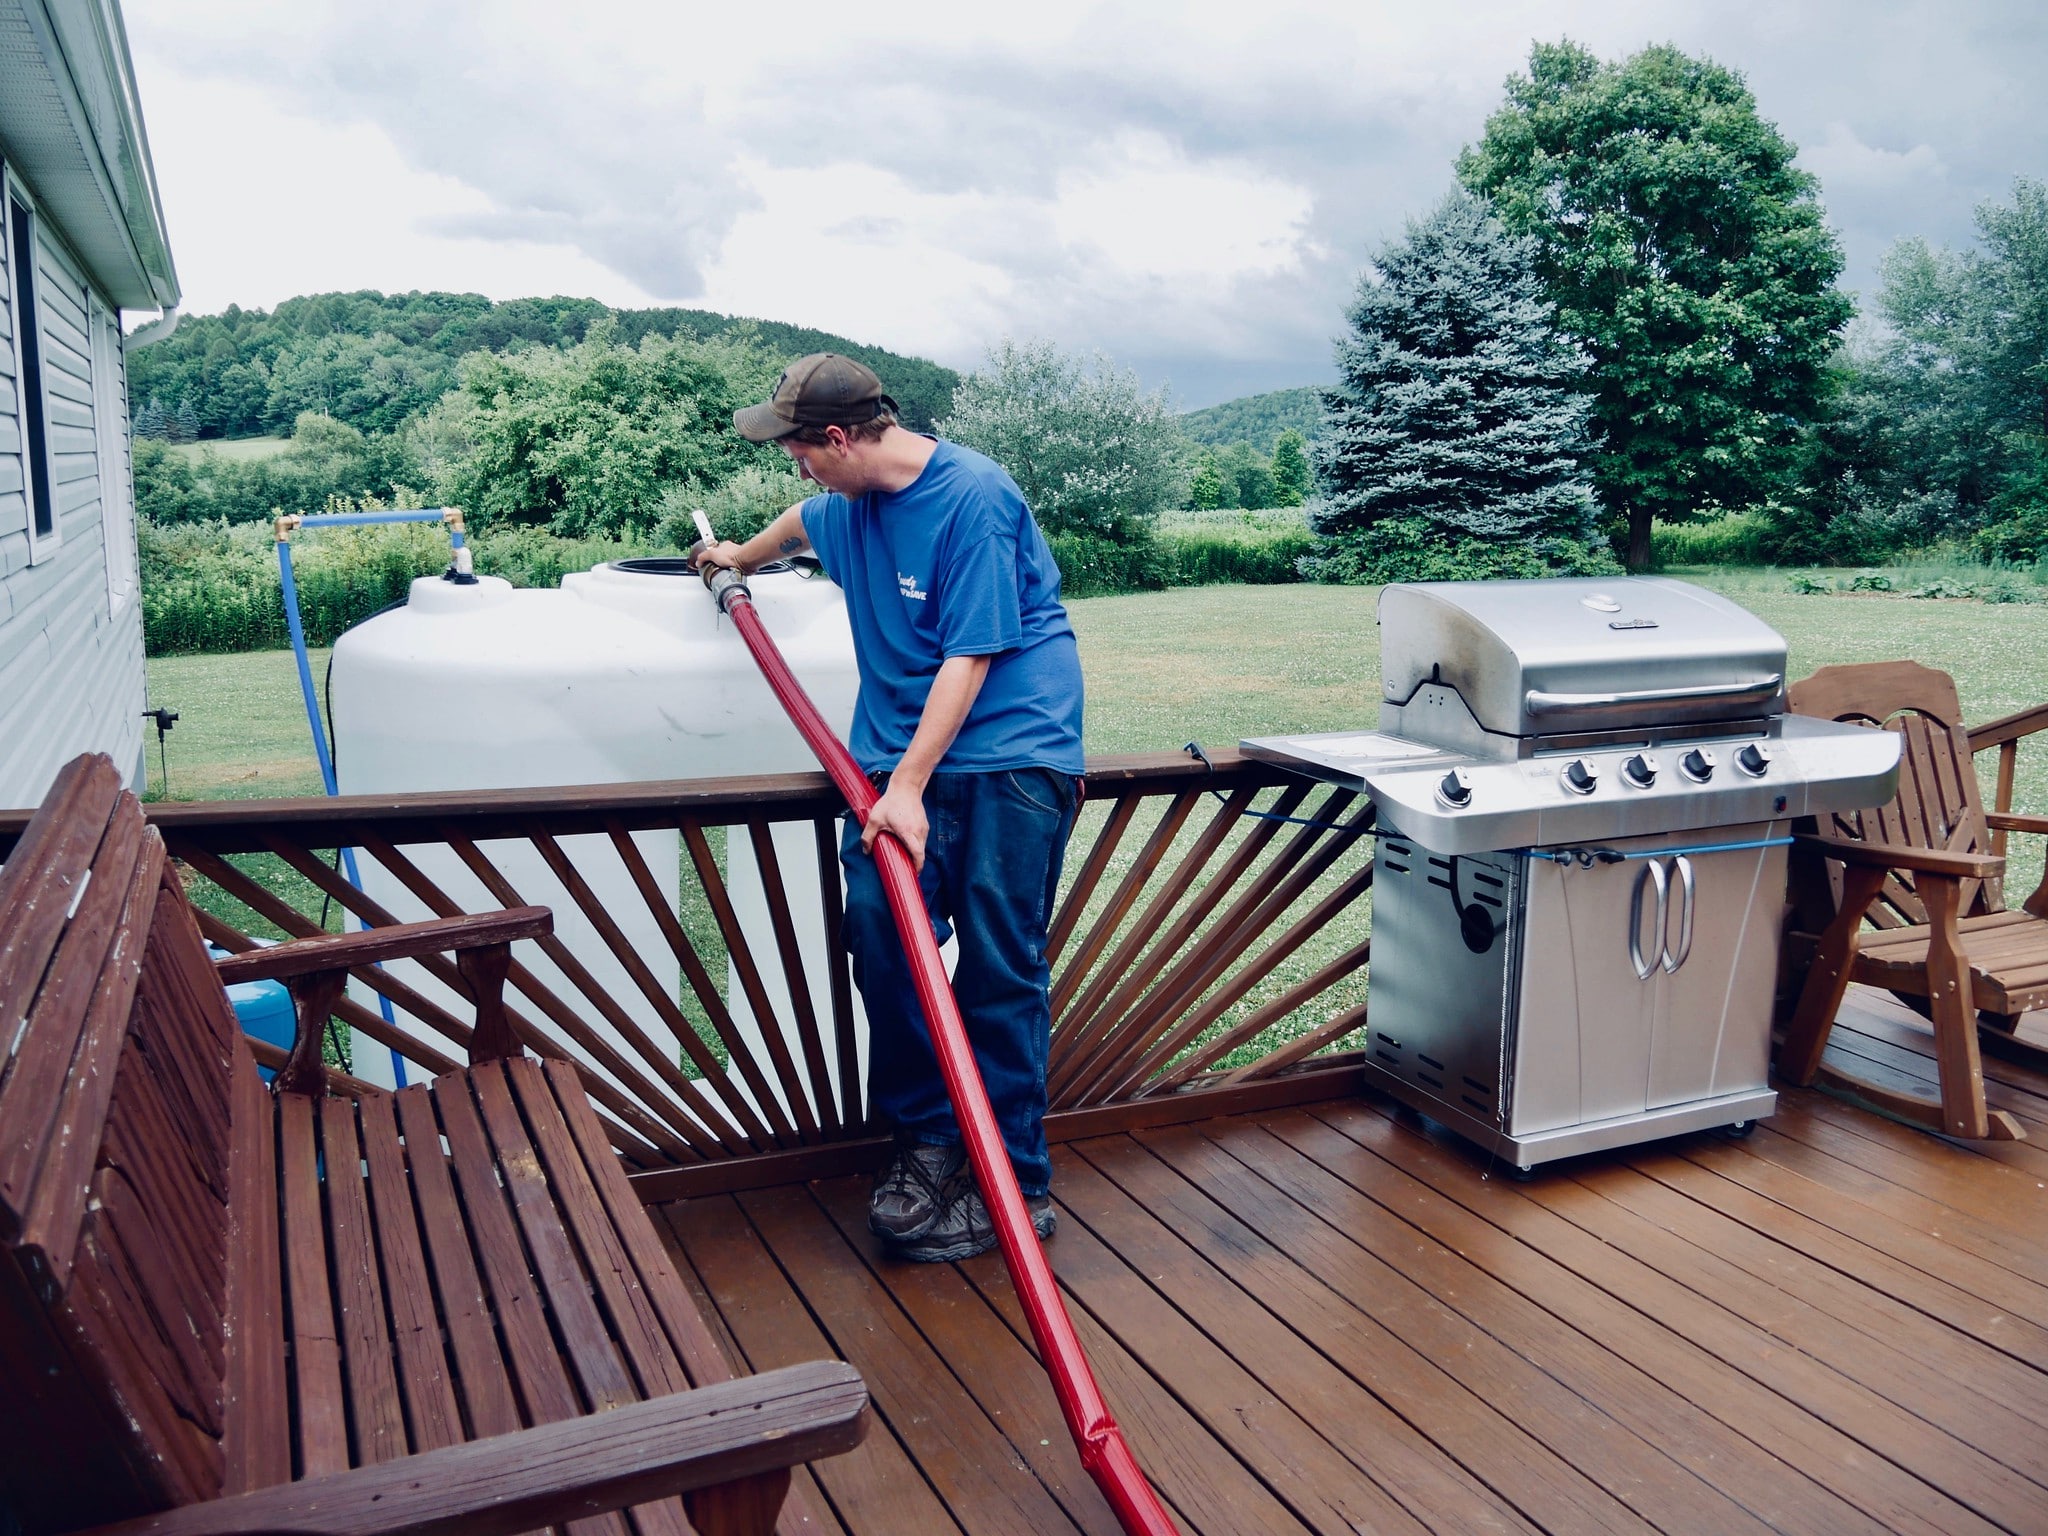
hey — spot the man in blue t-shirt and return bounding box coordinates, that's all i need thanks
[696,354,1084,1262]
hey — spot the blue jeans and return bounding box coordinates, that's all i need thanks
[841,768,1078,1197]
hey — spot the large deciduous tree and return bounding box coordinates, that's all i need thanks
[938,339,1188,540]
[1308,188,1601,579]
[1459,41,1851,569]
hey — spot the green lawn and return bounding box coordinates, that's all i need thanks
[146,646,334,801]
[145,573,2048,883]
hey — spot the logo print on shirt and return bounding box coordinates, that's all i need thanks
[897,571,928,603]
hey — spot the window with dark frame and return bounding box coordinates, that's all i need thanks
[8,188,55,546]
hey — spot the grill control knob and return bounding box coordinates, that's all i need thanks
[1736,743,1773,778]
[1562,758,1598,796]
[1436,768,1474,808]
[1680,748,1716,782]
[1622,753,1658,789]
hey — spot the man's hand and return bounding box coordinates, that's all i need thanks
[691,539,747,573]
[862,780,930,871]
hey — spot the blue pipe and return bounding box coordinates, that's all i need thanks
[294,509,457,529]
[276,520,472,1088]
[1526,835,1795,864]
[278,541,339,796]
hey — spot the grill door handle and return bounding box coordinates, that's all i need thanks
[1628,860,1667,982]
[1524,675,1784,717]
[1661,855,1695,973]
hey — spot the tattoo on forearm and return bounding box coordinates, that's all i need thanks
[778,536,804,553]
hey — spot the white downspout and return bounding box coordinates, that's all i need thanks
[125,304,179,349]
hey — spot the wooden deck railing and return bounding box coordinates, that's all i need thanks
[0,750,1375,1195]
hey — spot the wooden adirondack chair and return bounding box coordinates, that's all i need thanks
[1778,660,2048,1140]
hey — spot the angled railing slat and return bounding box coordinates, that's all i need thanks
[747,822,833,1139]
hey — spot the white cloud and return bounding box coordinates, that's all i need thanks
[121,0,2048,404]
[1802,123,1947,194]
[1051,133,1317,282]
[695,159,1020,364]
[143,68,661,315]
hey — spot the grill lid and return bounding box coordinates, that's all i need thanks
[1379,577,1787,740]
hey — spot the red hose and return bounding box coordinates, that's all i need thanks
[714,580,1180,1536]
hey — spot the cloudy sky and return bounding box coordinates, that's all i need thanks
[126,1,2047,408]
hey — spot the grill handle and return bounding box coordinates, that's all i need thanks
[1628,860,1668,982]
[1661,855,1695,974]
[1524,674,1783,719]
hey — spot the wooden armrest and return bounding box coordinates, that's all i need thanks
[1986,811,2048,837]
[79,1360,868,1536]
[214,907,551,986]
[1793,833,2005,880]
[1969,701,2048,753]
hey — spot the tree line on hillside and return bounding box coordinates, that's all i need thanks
[1179,387,1322,449]
[127,289,960,440]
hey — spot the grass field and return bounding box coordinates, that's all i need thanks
[143,573,2048,1075]
[164,433,293,463]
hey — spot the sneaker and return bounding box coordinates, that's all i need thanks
[893,1186,1057,1264]
[869,1140,966,1243]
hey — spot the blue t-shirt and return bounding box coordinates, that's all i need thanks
[800,439,1084,775]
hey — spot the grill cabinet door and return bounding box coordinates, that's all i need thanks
[1510,824,1785,1135]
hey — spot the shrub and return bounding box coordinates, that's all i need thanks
[1048,510,1318,595]
[940,339,1189,540]
[654,465,811,550]
[1299,516,1620,584]
[1156,512,1315,586]
[1650,511,1770,566]
[1044,532,1172,597]
[1760,484,1966,565]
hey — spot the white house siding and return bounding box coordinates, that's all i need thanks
[0,203,145,810]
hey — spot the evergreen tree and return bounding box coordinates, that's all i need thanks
[1309,189,1600,577]
[134,396,168,440]
[1186,456,1226,510]
[1271,429,1310,506]
[174,397,201,443]
[1460,42,1852,569]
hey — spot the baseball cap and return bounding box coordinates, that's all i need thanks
[733,353,900,442]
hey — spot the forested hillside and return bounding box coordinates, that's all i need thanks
[1178,386,1323,449]
[127,289,960,438]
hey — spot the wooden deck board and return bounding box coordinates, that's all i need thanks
[656,987,2048,1535]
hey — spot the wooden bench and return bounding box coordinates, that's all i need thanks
[0,754,867,1536]
[1779,662,2048,1140]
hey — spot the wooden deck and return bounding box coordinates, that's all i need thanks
[655,988,2048,1536]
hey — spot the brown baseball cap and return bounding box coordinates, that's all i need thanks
[733,353,900,442]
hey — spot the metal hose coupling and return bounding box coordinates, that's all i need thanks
[688,509,752,614]
[700,561,752,615]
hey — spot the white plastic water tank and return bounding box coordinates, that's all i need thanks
[330,559,861,1134]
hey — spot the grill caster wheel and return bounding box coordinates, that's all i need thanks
[1504,1162,1537,1182]
[1723,1119,1757,1139]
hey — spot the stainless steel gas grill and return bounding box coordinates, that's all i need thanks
[1244,577,1901,1169]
